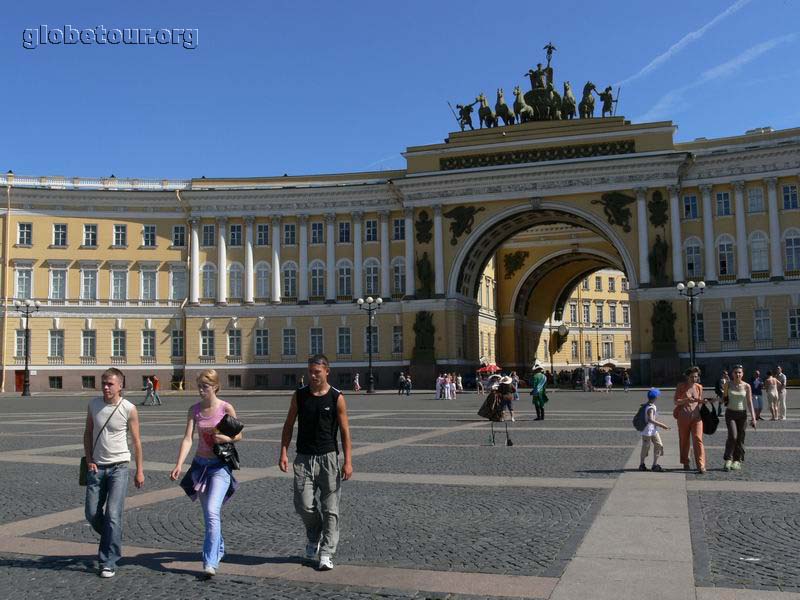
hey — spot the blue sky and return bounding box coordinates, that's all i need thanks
[2,1,798,179]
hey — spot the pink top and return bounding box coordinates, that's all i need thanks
[193,401,229,458]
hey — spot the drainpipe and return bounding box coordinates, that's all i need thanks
[176,189,190,390]
[1,179,13,392]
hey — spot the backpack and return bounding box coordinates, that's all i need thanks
[700,401,720,435]
[632,403,650,431]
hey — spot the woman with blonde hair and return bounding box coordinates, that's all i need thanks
[170,369,243,577]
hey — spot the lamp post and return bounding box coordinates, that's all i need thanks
[677,280,706,367]
[357,296,383,394]
[14,299,41,397]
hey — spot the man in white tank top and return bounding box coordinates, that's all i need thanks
[83,368,145,578]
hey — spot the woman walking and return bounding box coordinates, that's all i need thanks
[764,371,780,420]
[722,365,756,471]
[674,366,707,474]
[170,370,242,577]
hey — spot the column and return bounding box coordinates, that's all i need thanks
[636,188,650,286]
[271,216,281,303]
[766,177,783,279]
[298,215,309,304]
[668,186,685,283]
[188,217,200,305]
[353,212,363,300]
[216,217,227,305]
[433,204,445,296]
[700,184,717,282]
[404,207,415,298]
[325,213,336,303]
[379,210,390,299]
[733,181,749,281]
[244,216,255,304]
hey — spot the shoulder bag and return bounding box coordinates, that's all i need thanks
[80,400,124,486]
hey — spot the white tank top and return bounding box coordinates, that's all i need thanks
[89,397,133,465]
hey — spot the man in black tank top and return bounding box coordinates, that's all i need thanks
[280,354,353,571]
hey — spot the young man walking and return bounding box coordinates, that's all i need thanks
[83,368,145,578]
[279,354,353,571]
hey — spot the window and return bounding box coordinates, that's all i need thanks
[310,327,324,355]
[785,231,800,271]
[49,330,64,358]
[15,267,32,300]
[83,224,98,247]
[202,265,217,299]
[364,261,379,296]
[283,264,297,298]
[82,330,96,358]
[53,223,67,246]
[783,184,799,210]
[790,309,800,339]
[254,329,269,356]
[750,232,769,272]
[254,374,269,389]
[754,308,771,341]
[682,195,698,219]
[393,218,405,240]
[50,268,67,300]
[365,325,378,355]
[227,374,242,389]
[480,331,485,356]
[81,268,97,301]
[142,330,156,357]
[171,269,187,301]
[721,311,737,341]
[111,270,127,301]
[311,222,324,244]
[748,187,765,213]
[365,219,378,242]
[229,264,243,298]
[571,340,578,359]
[284,223,296,246]
[337,327,351,355]
[172,225,186,247]
[283,374,297,388]
[602,341,614,359]
[112,330,127,357]
[256,264,270,299]
[718,239,735,276]
[624,340,631,358]
[228,330,242,357]
[693,313,705,342]
[595,303,603,323]
[584,340,592,359]
[622,304,630,325]
[582,303,591,323]
[202,224,216,247]
[716,192,731,216]
[15,330,26,358]
[142,224,157,247]
[392,326,403,353]
[338,222,351,244]
[113,224,127,247]
[569,303,578,323]
[283,328,296,356]
[310,262,325,297]
[141,270,157,301]
[17,223,32,245]
[337,262,352,297]
[256,223,269,245]
[581,278,589,291]
[686,242,703,278]
[228,223,242,246]
[49,376,63,390]
[609,303,617,325]
[82,376,96,389]
[200,330,215,357]
[392,259,405,295]
[595,276,602,291]
[621,278,628,291]
[608,277,615,292]
[171,329,184,357]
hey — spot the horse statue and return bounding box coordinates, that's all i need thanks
[545,83,562,120]
[512,86,535,123]
[579,81,596,119]
[494,88,515,126]
[561,81,577,120]
[477,93,497,128]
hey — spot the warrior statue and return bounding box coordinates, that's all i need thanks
[456,100,478,131]
[598,86,616,117]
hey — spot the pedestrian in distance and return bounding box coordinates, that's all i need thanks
[638,388,670,472]
[623,371,631,393]
[398,373,407,396]
[751,370,764,421]
[722,364,756,472]
[776,366,788,420]
[83,368,145,579]
[764,370,780,420]
[141,376,154,406]
[604,371,612,393]
[674,366,708,474]
[279,354,353,571]
[353,373,360,392]
[152,375,162,405]
[170,369,242,578]
[404,374,412,396]
[715,370,729,417]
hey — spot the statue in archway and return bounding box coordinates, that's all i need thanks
[503,250,529,279]
[443,205,485,245]
[648,235,670,285]
[651,300,676,347]
[416,252,434,298]
[590,191,635,233]
[648,190,668,229]
[412,311,436,360]
[415,210,433,244]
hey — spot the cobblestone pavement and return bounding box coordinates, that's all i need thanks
[0,390,796,599]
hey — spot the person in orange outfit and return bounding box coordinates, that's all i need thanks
[674,366,708,474]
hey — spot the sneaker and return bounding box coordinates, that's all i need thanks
[638,463,648,471]
[506,438,513,447]
[99,567,115,578]
[731,461,741,471]
[683,463,691,471]
[651,464,664,472]
[304,541,320,561]
[697,468,707,474]
[511,416,515,422]
[203,565,216,577]
[318,554,334,571]
[724,460,732,472]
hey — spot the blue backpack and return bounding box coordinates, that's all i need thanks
[632,403,649,431]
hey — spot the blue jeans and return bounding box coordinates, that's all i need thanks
[195,457,231,569]
[85,463,129,569]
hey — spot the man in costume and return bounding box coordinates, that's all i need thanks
[530,361,549,421]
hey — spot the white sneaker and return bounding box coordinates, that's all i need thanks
[318,554,334,570]
[203,565,216,577]
[99,567,115,578]
[304,541,320,561]
[511,416,515,422]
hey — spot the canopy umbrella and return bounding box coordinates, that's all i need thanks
[477,364,501,374]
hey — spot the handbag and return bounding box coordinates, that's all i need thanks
[215,413,244,438]
[80,400,124,486]
[700,401,720,435]
[213,413,244,470]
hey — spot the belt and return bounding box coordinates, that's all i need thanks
[96,461,129,468]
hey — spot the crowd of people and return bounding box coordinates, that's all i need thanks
[434,373,463,399]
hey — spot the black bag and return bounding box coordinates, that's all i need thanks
[632,403,649,431]
[213,442,241,470]
[700,401,719,435]
[215,413,244,438]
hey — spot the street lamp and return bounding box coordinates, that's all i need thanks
[357,296,383,394]
[14,299,41,396]
[589,321,603,364]
[677,280,706,367]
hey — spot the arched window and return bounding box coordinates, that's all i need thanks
[201,264,216,299]
[684,238,703,278]
[337,260,352,298]
[282,262,297,298]
[309,260,325,298]
[364,259,380,296]
[228,263,243,298]
[785,228,800,272]
[255,262,271,299]
[749,231,769,273]
[717,235,735,277]
[391,257,406,295]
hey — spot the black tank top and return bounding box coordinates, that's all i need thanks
[296,385,340,455]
